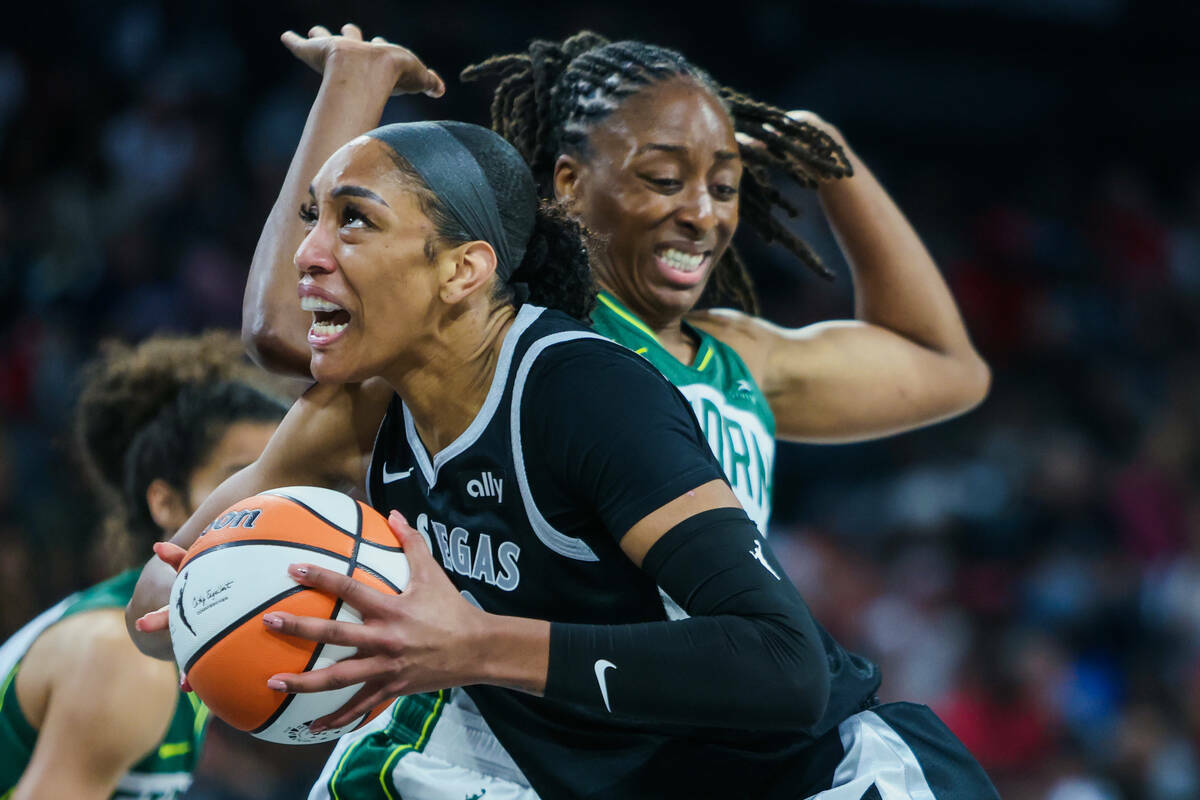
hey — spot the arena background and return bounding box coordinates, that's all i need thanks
[1,1,1197,798]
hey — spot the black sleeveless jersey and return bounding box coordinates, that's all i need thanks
[366,305,881,799]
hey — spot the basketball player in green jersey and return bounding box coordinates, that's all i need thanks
[229,25,990,800]
[0,334,284,800]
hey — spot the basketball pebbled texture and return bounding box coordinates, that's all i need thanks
[168,486,409,744]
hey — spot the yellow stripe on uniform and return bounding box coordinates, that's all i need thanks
[330,696,408,800]
[379,692,448,800]
[596,293,659,341]
[0,664,19,717]
[697,345,714,371]
[158,741,191,759]
[634,347,649,355]
[186,692,210,740]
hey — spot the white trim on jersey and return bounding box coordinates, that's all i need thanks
[403,304,543,489]
[0,594,76,680]
[804,709,936,800]
[509,329,608,562]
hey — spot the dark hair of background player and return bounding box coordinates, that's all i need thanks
[73,332,287,571]
[462,32,856,315]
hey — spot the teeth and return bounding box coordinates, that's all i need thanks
[301,296,343,312]
[660,248,705,272]
[310,321,348,337]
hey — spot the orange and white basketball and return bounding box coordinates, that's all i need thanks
[167,486,409,744]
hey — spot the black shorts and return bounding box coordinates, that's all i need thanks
[781,702,1000,800]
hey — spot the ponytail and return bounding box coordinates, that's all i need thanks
[509,202,596,321]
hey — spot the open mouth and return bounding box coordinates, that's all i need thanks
[653,246,712,285]
[301,296,351,341]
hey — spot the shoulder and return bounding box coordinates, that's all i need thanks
[686,308,778,379]
[524,332,676,401]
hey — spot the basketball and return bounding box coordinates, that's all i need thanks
[167,486,410,744]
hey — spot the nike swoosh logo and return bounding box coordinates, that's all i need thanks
[382,466,413,483]
[594,659,616,713]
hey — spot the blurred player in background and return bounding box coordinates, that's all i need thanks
[0,333,285,800]
[237,25,990,799]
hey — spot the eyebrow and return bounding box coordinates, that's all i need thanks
[306,184,391,207]
[634,143,739,161]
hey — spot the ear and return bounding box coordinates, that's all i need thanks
[553,154,583,213]
[438,240,499,305]
[145,478,190,535]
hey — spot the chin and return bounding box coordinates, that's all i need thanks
[309,353,359,385]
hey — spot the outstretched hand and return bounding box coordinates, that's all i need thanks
[262,510,491,732]
[281,23,445,98]
[132,541,188,634]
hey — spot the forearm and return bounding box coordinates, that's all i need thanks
[126,462,275,658]
[243,53,396,375]
[503,509,828,729]
[818,138,981,362]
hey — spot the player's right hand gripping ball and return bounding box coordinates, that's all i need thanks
[168,486,409,744]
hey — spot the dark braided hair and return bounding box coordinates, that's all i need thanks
[462,33,853,314]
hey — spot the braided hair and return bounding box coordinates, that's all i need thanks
[461,33,853,314]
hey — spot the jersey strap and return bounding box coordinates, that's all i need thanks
[509,330,608,562]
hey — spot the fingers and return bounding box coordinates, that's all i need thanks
[311,683,390,731]
[180,673,193,693]
[388,510,438,581]
[280,30,305,54]
[308,25,332,38]
[267,654,380,694]
[135,605,169,633]
[286,562,388,614]
[152,541,187,572]
[341,23,362,41]
[424,69,446,98]
[262,607,371,647]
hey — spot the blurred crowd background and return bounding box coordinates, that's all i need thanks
[1,1,1197,798]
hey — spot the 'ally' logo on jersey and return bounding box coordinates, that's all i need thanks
[458,469,505,506]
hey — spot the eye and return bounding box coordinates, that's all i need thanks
[711,183,739,201]
[298,203,318,228]
[640,175,683,194]
[340,203,375,230]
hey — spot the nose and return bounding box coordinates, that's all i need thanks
[294,221,337,276]
[674,183,717,238]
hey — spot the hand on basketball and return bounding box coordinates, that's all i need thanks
[281,23,445,98]
[262,510,490,731]
[132,541,189,634]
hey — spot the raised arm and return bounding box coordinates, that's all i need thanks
[243,24,444,376]
[689,112,990,443]
[126,379,393,659]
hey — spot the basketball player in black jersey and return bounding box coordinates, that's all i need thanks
[126,45,996,798]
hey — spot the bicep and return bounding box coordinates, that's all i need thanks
[530,348,727,542]
[619,479,740,567]
[761,319,988,442]
[16,630,178,800]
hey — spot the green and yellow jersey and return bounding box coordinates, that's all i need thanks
[0,570,208,800]
[591,290,776,533]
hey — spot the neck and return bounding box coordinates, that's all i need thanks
[381,302,518,455]
[596,278,697,363]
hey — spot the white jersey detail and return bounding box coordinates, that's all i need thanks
[404,304,542,489]
[677,382,774,534]
[510,329,608,562]
[801,709,936,799]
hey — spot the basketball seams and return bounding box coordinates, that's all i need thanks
[271,492,358,538]
[251,598,348,735]
[181,539,353,570]
[353,563,404,595]
[255,503,365,737]
[184,584,307,674]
